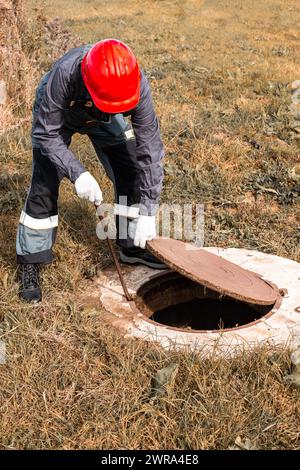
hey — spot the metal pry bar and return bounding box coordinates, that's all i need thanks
[95,205,133,302]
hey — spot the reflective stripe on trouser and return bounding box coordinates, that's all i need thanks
[16,120,140,264]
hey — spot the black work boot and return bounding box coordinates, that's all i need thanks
[19,264,42,303]
[119,246,167,269]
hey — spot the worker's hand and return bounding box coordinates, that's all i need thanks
[128,215,156,249]
[75,171,102,205]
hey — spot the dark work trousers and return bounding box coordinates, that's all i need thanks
[16,105,141,265]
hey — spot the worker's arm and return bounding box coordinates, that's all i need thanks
[130,71,165,216]
[32,64,86,183]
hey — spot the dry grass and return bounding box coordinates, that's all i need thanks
[0,0,40,130]
[1,320,300,450]
[0,0,300,449]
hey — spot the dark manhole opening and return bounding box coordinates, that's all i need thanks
[151,298,272,330]
[136,271,276,331]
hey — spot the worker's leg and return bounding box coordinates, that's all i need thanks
[89,129,140,249]
[16,136,73,303]
[16,148,66,265]
[89,128,166,269]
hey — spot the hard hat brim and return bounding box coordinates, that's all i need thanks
[88,85,141,114]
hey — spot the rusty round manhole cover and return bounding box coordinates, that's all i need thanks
[147,239,279,305]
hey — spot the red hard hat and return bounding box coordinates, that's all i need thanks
[81,39,141,113]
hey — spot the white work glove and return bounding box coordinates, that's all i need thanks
[75,171,102,205]
[128,215,156,249]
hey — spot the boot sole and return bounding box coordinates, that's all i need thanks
[119,252,167,270]
[20,297,42,305]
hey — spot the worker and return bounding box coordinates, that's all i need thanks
[16,39,166,303]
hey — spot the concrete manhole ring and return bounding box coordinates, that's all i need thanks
[81,248,300,356]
